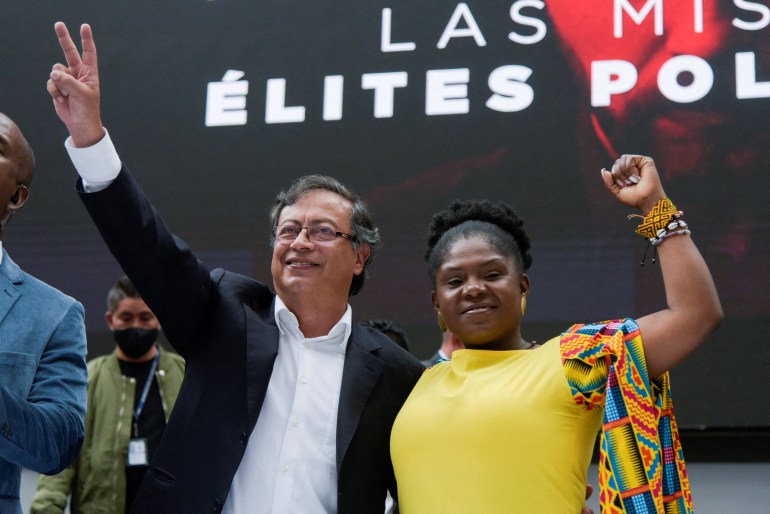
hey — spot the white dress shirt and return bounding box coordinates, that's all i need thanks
[64,131,121,191]
[64,133,349,512]
[224,296,348,514]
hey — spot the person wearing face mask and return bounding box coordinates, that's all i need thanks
[30,276,185,514]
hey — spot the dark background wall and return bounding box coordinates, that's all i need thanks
[1,0,768,430]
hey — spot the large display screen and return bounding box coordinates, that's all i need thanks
[2,0,768,426]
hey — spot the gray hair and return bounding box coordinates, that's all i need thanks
[269,174,381,296]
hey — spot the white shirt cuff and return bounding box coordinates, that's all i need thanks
[65,129,122,192]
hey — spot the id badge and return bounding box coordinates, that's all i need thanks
[127,438,149,467]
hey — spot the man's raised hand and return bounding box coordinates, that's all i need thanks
[47,22,104,147]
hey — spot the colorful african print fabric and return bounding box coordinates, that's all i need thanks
[561,319,693,514]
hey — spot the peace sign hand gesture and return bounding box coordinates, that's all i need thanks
[47,22,105,148]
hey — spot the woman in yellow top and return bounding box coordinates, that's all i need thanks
[390,155,722,514]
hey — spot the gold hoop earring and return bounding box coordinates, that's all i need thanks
[521,295,527,317]
[437,311,447,332]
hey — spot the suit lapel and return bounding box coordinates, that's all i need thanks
[243,302,280,432]
[0,250,23,326]
[336,324,384,472]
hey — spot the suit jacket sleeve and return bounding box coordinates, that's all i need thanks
[77,165,214,357]
[0,301,87,475]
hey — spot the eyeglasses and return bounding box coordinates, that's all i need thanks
[273,224,354,243]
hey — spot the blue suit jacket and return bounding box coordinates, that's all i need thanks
[79,168,424,514]
[0,249,87,514]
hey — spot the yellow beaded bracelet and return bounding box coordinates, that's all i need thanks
[629,198,691,265]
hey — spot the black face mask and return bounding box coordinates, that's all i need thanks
[114,328,158,359]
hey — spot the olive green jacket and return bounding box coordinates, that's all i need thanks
[29,346,185,514]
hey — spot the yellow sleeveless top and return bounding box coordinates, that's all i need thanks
[391,337,602,513]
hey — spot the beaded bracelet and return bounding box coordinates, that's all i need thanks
[629,198,691,265]
[651,219,690,247]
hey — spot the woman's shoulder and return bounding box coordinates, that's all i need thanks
[562,318,639,337]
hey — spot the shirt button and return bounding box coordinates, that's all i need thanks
[291,418,299,427]
[282,465,289,472]
[300,376,308,384]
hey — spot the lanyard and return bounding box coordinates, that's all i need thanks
[133,351,160,438]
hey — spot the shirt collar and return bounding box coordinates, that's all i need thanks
[0,241,3,265]
[274,295,352,350]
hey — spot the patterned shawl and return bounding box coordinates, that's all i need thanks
[561,319,693,514]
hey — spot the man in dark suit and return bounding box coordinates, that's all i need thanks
[47,22,423,513]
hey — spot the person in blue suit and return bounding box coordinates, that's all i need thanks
[0,111,88,514]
